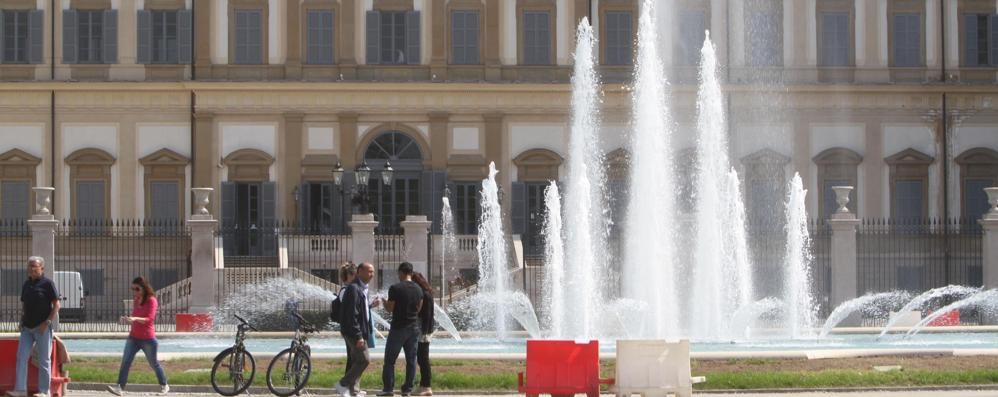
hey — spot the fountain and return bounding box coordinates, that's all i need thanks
[878,285,981,337]
[440,196,457,306]
[728,297,784,340]
[818,291,912,338]
[541,182,566,337]
[783,173,817,338]
[476,162,510,338]
[621,0,681,339]
[906,289,998,337]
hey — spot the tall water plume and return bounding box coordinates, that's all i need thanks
[541,182,566,337]
[784,173,817,337]
[558,17,608,338]
[622,0,680,338]
[690,32,750,339]
[477,162,509,338]
[440,196,456,303]
[724,169,755,311]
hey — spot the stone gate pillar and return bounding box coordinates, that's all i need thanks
[29,187,58,279]
[401,215,433,275]
[350,213,379,267]
[188,188,219,313]
[980,188,998,290]
[828,186,860,309]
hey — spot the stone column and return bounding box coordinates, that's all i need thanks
[349,213,379,266]
[338,112,359,168]
[29,187,58,280]
[828,186,860,308]
[339,0,358,79]
[188,188,219,313]
[193,0,213,75]
[285,0,302,79]
[401,215,433,275]
[193,111,217,211]
[980,187,998,290]
[430,0,447,80]
[428,112,449,170]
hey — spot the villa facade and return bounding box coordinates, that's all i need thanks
[0,0,995,255]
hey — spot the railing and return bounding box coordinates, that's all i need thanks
[281,225,352,282]
[858,218,983,294]
[0,220,32,331]
[375,231,406,290]
[53,219,191,332]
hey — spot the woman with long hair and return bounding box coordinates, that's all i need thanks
[411,272,434,396]
[106,276,168,396]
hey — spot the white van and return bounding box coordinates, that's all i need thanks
[53,271,86,322]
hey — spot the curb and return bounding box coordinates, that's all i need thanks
[68,382,998,395]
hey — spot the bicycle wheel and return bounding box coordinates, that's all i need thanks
[266,347,311,397]
[211,347,256,396]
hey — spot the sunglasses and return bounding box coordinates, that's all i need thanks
[131,287,142,292]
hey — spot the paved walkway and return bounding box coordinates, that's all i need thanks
[62,390,998,397]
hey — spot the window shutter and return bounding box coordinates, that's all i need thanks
[327,11,336,64]
[29,10,44,64]
[989,15,998,66]
[1,181,30,221]
[468,11,480,64]
[965,14,979,66]
[178,9,192,64]
[136,10,152,64]
[895,180,923,220]
[103,9,118,64]
[320,182,334,233]
[451,12,464,64]
[150,181,180,221]
[539,12,551,64]
[261,182,277,256]
[62,9,78,64]
[405,10,421,64]
[221,182,236,255]
[251,11,262,64]
[420,171,447,234]
[366,10,381,64]
[307,11,319,64]
[511,182,527,235]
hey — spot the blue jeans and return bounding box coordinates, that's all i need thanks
[15,325,52,394]
[117,337,168,387]
[381,324,420,393]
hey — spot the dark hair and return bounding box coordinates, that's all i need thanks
[339,261,357,283]
[397,261,414,275]
[412,272,432,294]
[132,276,155,306]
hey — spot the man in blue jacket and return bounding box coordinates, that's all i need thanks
[336,262,376,397]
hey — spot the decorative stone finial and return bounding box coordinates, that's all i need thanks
[832,186,853,213]
[192,188,214,216]
[33,187,55,216]
[986,187,998,215]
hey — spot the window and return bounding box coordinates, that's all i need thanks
[523,11,551,65]
[746,8,782,67]
[894,180,924,221]
[451,10,480,65]
[956,148,998,220]
[137,9,190,64]
[300,182,338,233]
[366,10,420,65]
[234,9,263,64]
[0,181,29,221]
[604,11,632,65]
[76,181,106,221]
[452,182,481,235]
[963,14,998,66]
[819,12,850,66]
[2,10,27,63]
[677,10,705,66]
[78,10,104,63]
[893,13,921,67]
[149,181,180,221]
[307,10,334,64]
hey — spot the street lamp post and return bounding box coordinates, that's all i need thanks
[332,160,396,231]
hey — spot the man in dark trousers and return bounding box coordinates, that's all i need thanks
[377,262,424,397]
[335,262,376,397]
[8,256,60,397]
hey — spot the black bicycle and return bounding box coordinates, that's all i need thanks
[211,315,258,396]
[266,311,317,397]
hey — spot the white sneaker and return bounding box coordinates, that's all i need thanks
[105,384,123,396]
[354,390,367,397]
[159,385,170,395]
[335,382,352,397]
[5,391,27,397]
[32,393,49,397]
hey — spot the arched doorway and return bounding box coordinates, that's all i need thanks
[363,130,424,231]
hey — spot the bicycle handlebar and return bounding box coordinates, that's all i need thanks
[291,311,318,333]
[234,314,259,332]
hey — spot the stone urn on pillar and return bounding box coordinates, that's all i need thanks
[191,188,214,219]
[832,186,854,215]
[986,187,998,220]
[32,187,55,218]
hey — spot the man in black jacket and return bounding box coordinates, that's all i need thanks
[336,262,375,397]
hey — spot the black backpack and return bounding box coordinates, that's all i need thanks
[330,295,341,324]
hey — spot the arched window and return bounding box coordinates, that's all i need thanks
[363,130,425,232]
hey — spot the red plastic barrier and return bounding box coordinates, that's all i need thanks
[176,313,213,332]
[517,340,613,397]
[927,310,960,326]
[0,338,71,397]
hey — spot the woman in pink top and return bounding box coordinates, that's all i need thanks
[106,277,169,396]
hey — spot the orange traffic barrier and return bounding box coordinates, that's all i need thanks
[517,340,613,397]
[927,310,960,326]
[0,338,71,397]
[176,313,214,332]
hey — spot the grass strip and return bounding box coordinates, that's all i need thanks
[700,369,998,390]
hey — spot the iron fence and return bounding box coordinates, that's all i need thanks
[53,219,190,332]
[0,220,32,331]
[858,218,983,295]
[374,227,405,291]
[280,223,352,283]
[810,219,833,318]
